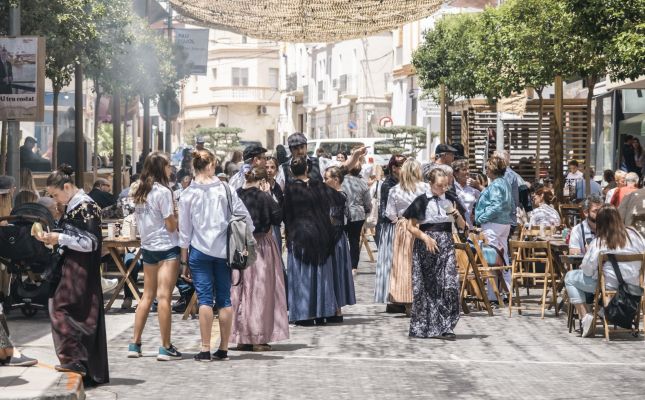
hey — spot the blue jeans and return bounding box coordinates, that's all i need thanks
[564,270,597,304]
[188,247,231,308]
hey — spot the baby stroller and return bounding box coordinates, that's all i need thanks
[0,203,59,317]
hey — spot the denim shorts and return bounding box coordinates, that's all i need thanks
[188,246,231,308]
[141,246,180,265]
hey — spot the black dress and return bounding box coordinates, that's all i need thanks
[50,192,109,385]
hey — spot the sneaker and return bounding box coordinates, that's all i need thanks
[193,351,212,362]
[150,299,158,312]
[157,344,182,361]
[172,298,187,313]
[55,362,87,377]
[212,349,229,361]
[7,351,38,367]
[127,343,142,358]
[581,314,595,338]
[121,297,133,310]
[101,278,118,294]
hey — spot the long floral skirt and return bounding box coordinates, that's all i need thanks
[230,232,289,344]
[409,231,460,338]
[388,219,414,304]
[374,222,395,303]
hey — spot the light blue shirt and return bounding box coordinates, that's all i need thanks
[475,177,514,226]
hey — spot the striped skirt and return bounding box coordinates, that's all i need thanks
[331,233,356,308]
[388,219,414,304]
[374,222,396,303]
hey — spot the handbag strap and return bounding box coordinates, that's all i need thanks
[607,253,626,286]
[222,182,233,216]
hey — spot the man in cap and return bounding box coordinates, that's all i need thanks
[422,144,458,179]
[195,136,206,151]
[228,144,268,190]
[88,177,117,209]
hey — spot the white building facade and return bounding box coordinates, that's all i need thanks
[278,34,393,144]
[179,31,281,149]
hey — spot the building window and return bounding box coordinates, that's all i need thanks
[192,75,199,93]
[211,68,217,80]
[232,67,249,86]
[241,35,247,44]
[269,68,279,89]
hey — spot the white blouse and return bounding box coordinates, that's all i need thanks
[385,182,429,223]
[403,192,456,225]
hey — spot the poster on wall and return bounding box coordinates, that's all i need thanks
[174,29,209,76]
[0,36,45,121]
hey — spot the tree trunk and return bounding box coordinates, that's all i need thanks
[553,76,564,203]
[123,97,128,179]
[52,88,60,168]
[585,77,596,197]
[112,93,122,196]
[0,122,7,175]
[93,80,101,182]
[535,90,544,182]
[74,64,84,189]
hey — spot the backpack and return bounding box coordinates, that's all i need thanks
[222,184,257,272]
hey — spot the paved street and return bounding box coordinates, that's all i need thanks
[6,246,645,399]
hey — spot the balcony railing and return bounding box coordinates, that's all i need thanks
[209,86,279,104]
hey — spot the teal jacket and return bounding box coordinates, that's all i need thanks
[475,177,514,226]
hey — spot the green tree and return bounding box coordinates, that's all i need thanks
[375,126,426,157]
[186,127,244,153]
[412,13,482,102]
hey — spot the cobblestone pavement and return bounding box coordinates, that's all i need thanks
[8,247,645,399]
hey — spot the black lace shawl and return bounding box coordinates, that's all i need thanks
[59,200,103,258]
[378,176,398,224]
[237,187,282,234]
[283,179,335,264]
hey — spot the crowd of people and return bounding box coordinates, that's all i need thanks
[4,132,645,388]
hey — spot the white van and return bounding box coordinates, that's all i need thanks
[306,137,402,166]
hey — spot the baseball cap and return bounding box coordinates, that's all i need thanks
[0,175,16,194]
[195,136,205,144]
[24,136,37,144]
[287,132,307,148]
[243,144,267,161]
[435,144,458,154]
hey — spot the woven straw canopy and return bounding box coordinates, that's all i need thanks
[169,0,444,42]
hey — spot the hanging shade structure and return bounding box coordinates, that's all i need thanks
[168,0,444,42]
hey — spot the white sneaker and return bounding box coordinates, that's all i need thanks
[581,314,595,338]
[101,278,118,294]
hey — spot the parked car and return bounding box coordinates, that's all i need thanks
[306,137,410,166]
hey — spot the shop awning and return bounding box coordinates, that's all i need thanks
[619,113,645,136]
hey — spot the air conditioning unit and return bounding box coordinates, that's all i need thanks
[257,105,268,115]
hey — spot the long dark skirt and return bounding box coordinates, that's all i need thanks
[49,252,109,385]
[287,248,337,322]
[331,233,356,308]
[230,232,289,344]
[409,231,460,338]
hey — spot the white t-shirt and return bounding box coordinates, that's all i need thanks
[565,171,584,195]
[568,219,595,254]
[135,182,178,251]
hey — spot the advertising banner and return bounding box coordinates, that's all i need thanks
[0,36,45,121]
[175,28,209,76]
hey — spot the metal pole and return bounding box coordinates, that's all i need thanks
[7,3,20,190]
[74,64,84,188]
[165,2,172,153]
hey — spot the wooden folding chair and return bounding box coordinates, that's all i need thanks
[519,224,558,241]
[469,232,512,307]
[590,253,645,340]
[508,240,559,318]
[454,242,494,316]
[182,292,198,320]
[559,204,582,229]
[361,226,376,263]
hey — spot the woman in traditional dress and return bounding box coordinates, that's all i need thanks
[374,155,407,305]
[179,149,253,362]
[266,156,284,250]
[404,168,465,339]
[283,156,337,326]
[129,152,182,361]
[385,159,429,312]
[231,166,289,351]
[324,166,357,323]
[37,164,109,384]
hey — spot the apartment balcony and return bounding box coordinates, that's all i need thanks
[286,72,304,101]
[209,86,280,105]
[338,74,358,99]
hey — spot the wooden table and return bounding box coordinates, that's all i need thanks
[103,237,142,311]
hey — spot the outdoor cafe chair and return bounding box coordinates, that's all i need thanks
[469,232,512,306]
[589,253,645,341]
[454,240,494,316]
[508,240,559,318]
[559,204,583,229]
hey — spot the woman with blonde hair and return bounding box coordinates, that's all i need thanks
[20,168,39,197]
[385,159,429,310]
